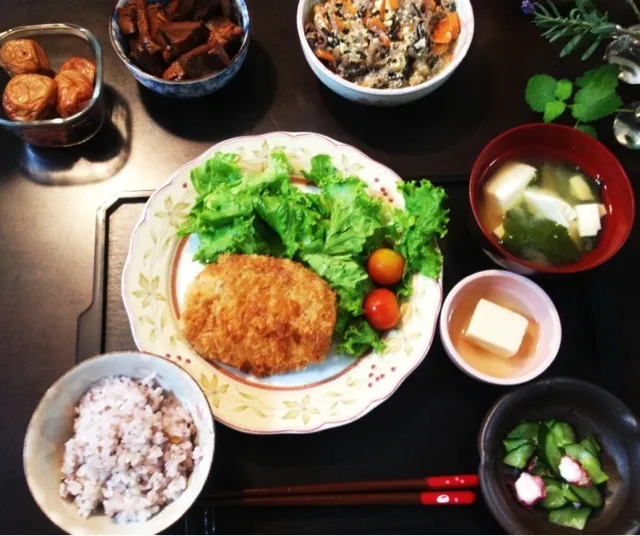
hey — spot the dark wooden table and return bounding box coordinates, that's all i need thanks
[0,0,638,534]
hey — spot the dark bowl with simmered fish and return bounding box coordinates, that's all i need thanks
[478,378,640,534]
[469,123,635,275]
[109,0,250,98]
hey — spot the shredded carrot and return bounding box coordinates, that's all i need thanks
[331,13,345,31]
[388,0,398,10]
[423,0,436,11]
[367,16,391,47]
[342,0,356,15]
[449,11,461,39]
[431,43,448,56]
[315,48,335,63]
[431,12,460,44]
[379,0,386,21]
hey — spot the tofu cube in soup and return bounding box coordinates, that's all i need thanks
[523,189,577,229]
[575,204,602,238]
[484,162,538,213]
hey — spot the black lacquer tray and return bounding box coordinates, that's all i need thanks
[75,178,640,534]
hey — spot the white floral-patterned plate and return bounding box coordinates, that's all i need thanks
[123,132,442,434]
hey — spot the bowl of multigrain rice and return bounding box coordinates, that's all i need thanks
[24,351,215,535]
[297,0,474,106]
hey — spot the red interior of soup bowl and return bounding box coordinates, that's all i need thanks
[469,123,635,274]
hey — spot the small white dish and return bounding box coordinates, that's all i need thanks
[296,0,475,106]
[439,270,561,386]
[23,351,215,535]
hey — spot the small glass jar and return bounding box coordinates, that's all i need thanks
[0,23,106,147]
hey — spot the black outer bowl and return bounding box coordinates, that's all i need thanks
[478,377,640,534]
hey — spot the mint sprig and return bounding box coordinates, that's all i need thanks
[525,74,558,112]
[524,65,625,137]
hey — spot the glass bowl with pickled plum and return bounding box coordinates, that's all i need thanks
[0,23,105,147]
[469,124,635,274]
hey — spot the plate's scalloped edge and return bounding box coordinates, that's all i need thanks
[122,132,443,434]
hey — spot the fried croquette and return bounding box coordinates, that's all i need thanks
[180,254,337,377]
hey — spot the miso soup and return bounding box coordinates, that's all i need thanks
[479,158,607,267]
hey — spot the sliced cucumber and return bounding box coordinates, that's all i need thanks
[564,444,609,485]
[562,483,581,503]
[541,478,569,509]
[503,438,532,452]
[503,443,536,469]
[570,485,603,508]
[551,422,577,447]
[580,435,601,457]
[539,425,563,476]
[549,506,592,531]
[507,422,540,443]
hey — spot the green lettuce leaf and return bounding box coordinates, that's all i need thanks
[393,181,448,279]
[302,154,343,186]
[337,319,385,356]
[192,217,270,264]
[236,148,291,193]
[181,150,449,358]
[191,152,243,196]
[322,178,385,257]
[301,253,373,319]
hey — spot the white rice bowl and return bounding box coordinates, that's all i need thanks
[60,376,202,523]
[24,352,215,536]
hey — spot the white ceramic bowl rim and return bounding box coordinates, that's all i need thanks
[439,270,562,386]
[296,0,475,96]
[109,0,251,87]
[23,351,215,535]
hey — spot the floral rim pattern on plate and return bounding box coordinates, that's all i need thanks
[122,132,442,434]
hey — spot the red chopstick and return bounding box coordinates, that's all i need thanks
[205,474,479,500]
[208,490,477,507]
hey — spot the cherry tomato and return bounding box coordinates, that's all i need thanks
[364,288,400,331]
[367,248,405,286]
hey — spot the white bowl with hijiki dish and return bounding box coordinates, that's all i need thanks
[297,0,474,106]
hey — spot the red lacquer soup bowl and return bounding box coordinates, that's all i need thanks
[469,123,635,275]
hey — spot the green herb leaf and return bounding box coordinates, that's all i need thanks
[571,65,622,122]
[526,74,558,113]
[560,32,588,57]
[554,79,573,101]
[572,87,623,122]
[575,124,598,137]
[546,0,562,17]
[581,35,604,60]
[544,100,566,122]
[576,64,620,90]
